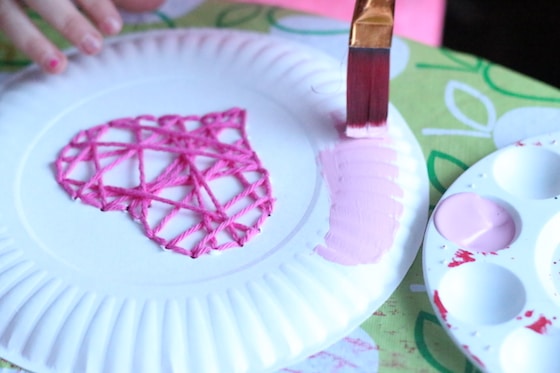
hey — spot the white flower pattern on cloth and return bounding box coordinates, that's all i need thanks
[422,80,560,148]
[278,327,379,373]
[1,328,379,373]
[493,107,560,148]
[268,15,410,80]
[120,0,204,24]
[421,80,496,139]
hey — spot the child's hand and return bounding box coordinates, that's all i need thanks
[0,0,164,74]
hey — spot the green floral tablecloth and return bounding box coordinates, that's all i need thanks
[2,1,560,372]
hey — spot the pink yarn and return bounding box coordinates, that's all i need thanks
[55,108,274,258]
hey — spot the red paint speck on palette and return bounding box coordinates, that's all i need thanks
[449,249,476,267]
[526,316,552,334]
[516,140,544,147]
[462,345,485,368]
[433,290,448,321]
[517,310,534,320]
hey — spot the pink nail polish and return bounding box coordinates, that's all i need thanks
[48,59,59,70]
[42,55,60,73]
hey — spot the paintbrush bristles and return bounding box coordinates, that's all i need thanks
[345,0,394,138]
[346,47,390,138]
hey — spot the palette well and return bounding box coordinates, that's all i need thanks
[423,133,560,373]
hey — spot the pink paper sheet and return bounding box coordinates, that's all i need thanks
[232,0,445,46]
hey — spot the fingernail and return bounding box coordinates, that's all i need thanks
[48,58,59,70]
[42,54,62,73]
[80,34,102,54]
[101,17,122,35]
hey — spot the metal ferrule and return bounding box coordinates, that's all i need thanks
[350,0,395,48]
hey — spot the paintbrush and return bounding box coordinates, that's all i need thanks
[346,0,395,138]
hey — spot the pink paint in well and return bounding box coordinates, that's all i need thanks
[434,192,516,253]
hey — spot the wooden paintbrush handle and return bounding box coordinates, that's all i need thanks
[350,0,395,48]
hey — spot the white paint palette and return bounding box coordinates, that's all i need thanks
[423,132,560,373]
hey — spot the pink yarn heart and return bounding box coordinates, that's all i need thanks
[55,108,274,258]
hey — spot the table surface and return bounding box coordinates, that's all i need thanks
[1,1,560,372]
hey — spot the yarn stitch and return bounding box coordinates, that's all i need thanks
[55,108,274,258]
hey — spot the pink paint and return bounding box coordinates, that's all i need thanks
[315,136,404,265]
[448,249,476,268]
[434,192,516,253]
[527,316,552,334]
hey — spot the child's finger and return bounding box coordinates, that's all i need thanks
[75,0,123,36]
[0,0,67,73]
[23,0,103,55]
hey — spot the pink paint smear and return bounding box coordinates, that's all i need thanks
[316,135,404,265]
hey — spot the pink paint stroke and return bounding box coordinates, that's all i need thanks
[316,136,404,265]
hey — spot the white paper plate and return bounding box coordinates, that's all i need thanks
[423,132,560,373]
[0,29,428,373]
